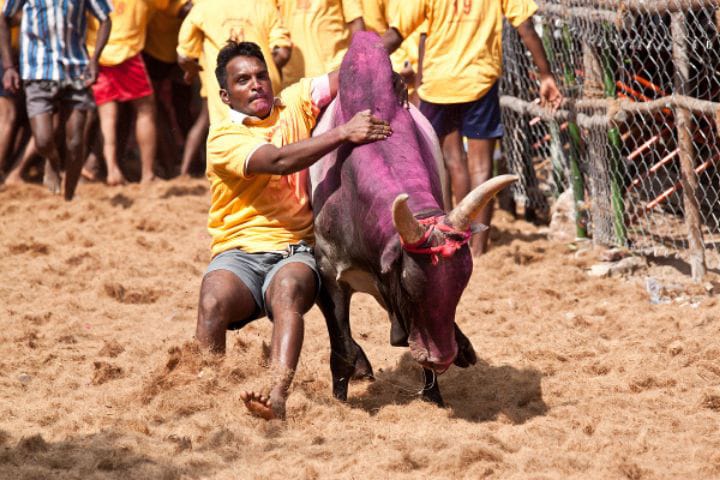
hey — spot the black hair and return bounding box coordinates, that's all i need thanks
[215,41,267,90]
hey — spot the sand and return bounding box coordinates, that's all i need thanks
[1,177,719,480]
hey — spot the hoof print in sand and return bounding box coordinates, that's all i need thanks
[108,193,134,209]
[9,242,50,255]
[92,361,123,385]
[161,185,207,199]
[104,283,160,304]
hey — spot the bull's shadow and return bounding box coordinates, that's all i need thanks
[347,353,547,424]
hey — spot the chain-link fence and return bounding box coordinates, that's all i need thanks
[500,0,720,280]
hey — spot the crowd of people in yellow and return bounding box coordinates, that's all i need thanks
[0,0,561,420]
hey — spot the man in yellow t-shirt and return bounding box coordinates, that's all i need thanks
[383,0,562,255]
[273,0,364,88]
[176,0,291,126]
[361,0,423,104]
[90,0,168,185]
[198,41,391,420]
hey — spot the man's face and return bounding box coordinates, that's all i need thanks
[219,55,274,118]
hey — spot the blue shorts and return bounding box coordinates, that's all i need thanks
[419,81,504,140]
[205,242,320,329]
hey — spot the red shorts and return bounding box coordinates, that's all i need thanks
[92,53,153,106]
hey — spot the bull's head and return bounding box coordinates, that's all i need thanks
[388,175,518,373]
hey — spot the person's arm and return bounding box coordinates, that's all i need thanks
[176,7,204,83]
[347,16,364,35]
[84,17,111,86]
[515,18,562,110]
[382,27,403,55]
[246,109,391,176]
[272,46,291,70]
[0,14,18,92]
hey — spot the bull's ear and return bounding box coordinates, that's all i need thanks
[380,238,402,275]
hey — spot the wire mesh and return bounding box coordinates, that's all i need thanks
[500,0,720,275]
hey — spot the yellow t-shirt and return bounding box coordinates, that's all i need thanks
[177,0,291,125]
[274,0,363,88]
[206,78,322,255]
[391,0,538,104]
[89,0,169,66]
[143,0,188,63]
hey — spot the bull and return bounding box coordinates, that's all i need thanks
[310,32,517,406]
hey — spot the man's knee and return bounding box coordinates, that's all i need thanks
[34,131,56,157]
[268,273,316,312]
[198,289,233,331]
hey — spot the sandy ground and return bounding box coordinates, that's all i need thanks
[1,177,719,480]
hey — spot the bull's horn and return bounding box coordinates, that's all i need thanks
[392,193,425,245]
[446,174,519,230]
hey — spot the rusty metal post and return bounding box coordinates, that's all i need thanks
[671,11,706,282]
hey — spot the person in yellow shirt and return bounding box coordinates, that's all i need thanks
[176,0,291,126]
[383,0,562,255]
[90,0,168,185]
[143,0,192,176]
[361,0,423,105]
[274,0,364,88]
[197,40,391,420]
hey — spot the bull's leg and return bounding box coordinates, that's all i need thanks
[317,279,373,402]
[421,368,445,407]
[453,323,477,369]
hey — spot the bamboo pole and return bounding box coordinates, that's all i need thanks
[561,23,588,238]
[541,21,567,197]
[671,11,706,281]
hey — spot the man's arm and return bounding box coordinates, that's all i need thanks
[84,18,111,86]
[515,18,562,110]
[247,110,391,176]
[347,16,364,35]
[272,46,291,70]
[382,27,403,55]
[0,15,19,92]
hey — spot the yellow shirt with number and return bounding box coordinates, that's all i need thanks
[391,0,537,104]
[177,0,291,124]
[206,78,322,255]
[88,0,169,66]
[274,0,363,88]
[143,0,188,63]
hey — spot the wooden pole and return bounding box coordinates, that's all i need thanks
[671,11,706,282]
[582,41,617,246]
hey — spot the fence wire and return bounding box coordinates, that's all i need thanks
[500,0,720,278]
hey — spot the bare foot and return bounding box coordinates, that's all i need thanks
[240,391,284,420]
[43,167,62,194]
[81,167,99,183]
[140,174,156,185]
[4,170,25,186]
[106,169,127,186]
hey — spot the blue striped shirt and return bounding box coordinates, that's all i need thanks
[2,0,113,81]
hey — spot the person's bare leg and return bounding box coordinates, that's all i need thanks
[0,96,17,179]
[29,112,62,194]
[180,99,209,176]
[467,138,497,255]
[81,108,101,181]
[5,136,37,184]
[98,101,126,185]
[240,263,316,420]
[63,108,88,200]
[440,129,470,206]
[132,94,157,183]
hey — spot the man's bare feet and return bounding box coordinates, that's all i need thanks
[4,170,25,186]
[240,391,285,420]
[43,167,62,194]
[106,168,127,186]
[81,167,99,182]
[140,174,156,185]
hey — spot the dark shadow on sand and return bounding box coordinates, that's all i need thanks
[0,428,214,480]
[491,230,547,248]
[347,353,547,424]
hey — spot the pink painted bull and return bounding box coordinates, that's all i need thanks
[310,32,517,405]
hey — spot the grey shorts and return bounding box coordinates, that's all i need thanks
[206,242,320,329]
[24,79,95,118]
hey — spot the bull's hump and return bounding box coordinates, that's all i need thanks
[338,32,397,121]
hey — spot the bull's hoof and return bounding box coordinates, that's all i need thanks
[351,342,375,381]
[453,325,477,369]
[421,368,445,408]
[332,376,350,402]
